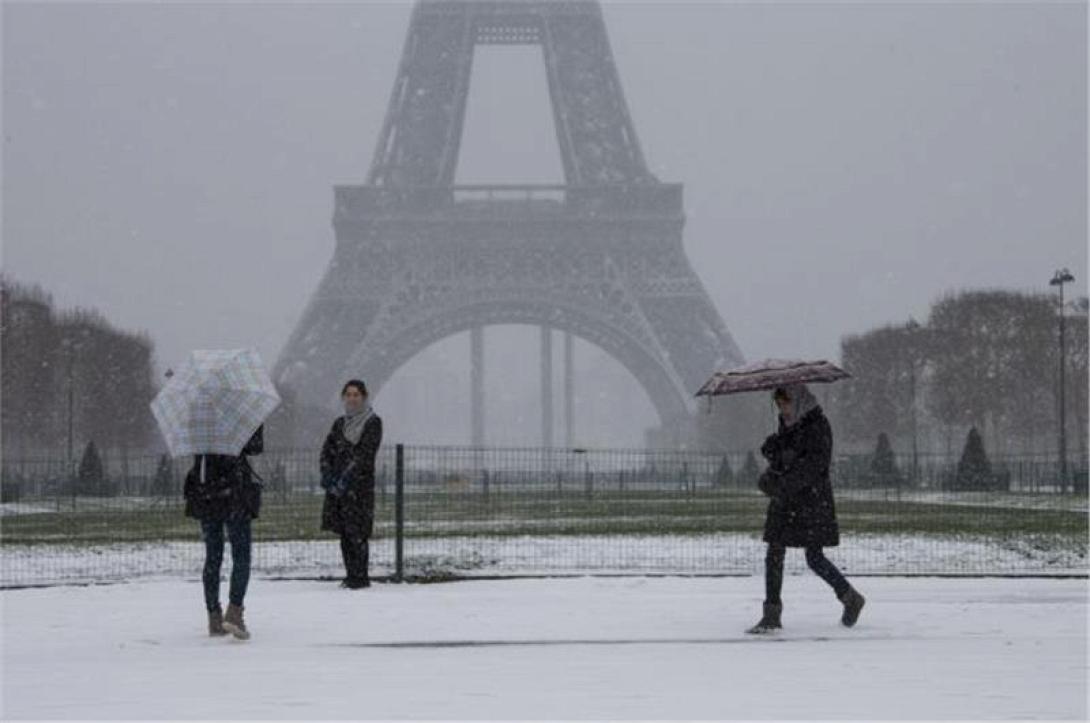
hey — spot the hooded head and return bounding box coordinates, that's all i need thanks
[772,384,820,427]
[340,379,373,445]
[341,379,368,416]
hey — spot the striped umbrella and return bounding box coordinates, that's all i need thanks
[151,348,280,457]
[695,358,851,397]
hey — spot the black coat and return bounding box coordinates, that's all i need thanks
[758,407,840,548]
[184,426,264,522]
[320,414,383,538]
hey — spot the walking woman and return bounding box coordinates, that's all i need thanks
[747,384,865,634]
[321,379,383,588]
[184,425,264,640]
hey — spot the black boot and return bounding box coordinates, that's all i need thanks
[341,576,371,589]
[339,535,370,589]
[745,601,783,634]
[838,586,865,627]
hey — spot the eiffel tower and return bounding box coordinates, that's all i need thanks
[275,0,744,447]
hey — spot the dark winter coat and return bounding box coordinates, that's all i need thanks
[320,414,383,538]
[758,407,840,548]
[183,426,264,522]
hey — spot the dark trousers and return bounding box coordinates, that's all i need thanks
[339,533,370,582]
[765,544,850,604]
[200,519,252,612]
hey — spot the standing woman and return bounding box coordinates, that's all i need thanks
[747,384,865,634]
[321,379,383,589]
[184,425,264,640]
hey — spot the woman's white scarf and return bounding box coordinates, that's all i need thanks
[342,404,374,445]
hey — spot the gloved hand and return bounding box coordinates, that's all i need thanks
[760,434,780,462]
[758,469,783,498]
[320,473,349,497]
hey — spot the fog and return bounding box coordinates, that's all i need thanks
[3,1,1086,446]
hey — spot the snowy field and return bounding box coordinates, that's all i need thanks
[2,575,1086,720]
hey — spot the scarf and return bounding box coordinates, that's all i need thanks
[342,404,374,446]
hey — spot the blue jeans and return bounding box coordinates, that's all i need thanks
[200,519,252,612]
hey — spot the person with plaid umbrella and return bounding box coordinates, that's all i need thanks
[183,426,265,639]
[151,349,280,640]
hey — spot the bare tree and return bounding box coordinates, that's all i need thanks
[2,277,158,457]
[927,290,1055,456]
[1,278,58,453]
[833,324,922,451]
[1064,299,1088,466]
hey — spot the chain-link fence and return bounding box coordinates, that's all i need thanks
[2,445,1086,586]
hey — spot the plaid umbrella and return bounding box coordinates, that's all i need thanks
[695,358,850,397]
[150,348,280,457]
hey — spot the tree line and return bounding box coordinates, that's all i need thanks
[695,288,1088,491]
[1,276,156,460]
[829,289,1088,463]
[4,277,1085,493]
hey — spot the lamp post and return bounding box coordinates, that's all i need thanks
[1050,268,1075,493]
[905,318,921,487]
[61,337,75,476]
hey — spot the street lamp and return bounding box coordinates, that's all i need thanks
[1050,268,1075,493]
[905,318,921,487]
[59,337,75,476]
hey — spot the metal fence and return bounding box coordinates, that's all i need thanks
[1,445,1086,586]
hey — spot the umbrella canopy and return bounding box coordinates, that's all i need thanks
[695,358,850,397]
[151,348,280,457]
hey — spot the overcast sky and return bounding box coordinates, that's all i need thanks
[3,1,1086,446]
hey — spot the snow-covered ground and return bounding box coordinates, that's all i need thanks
[2,576,1085,719]
[2,533,1085,587]
[836,489,1089,512]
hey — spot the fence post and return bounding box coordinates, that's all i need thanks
[395,444,404,583]
[584,462,593,500]
[482,468,490,501]
[279,459,288,503]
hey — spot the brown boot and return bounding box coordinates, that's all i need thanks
[223,603,250,640]
[208,607,227,637]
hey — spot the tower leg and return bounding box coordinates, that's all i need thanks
[471,326,484,449]
[564,331,575,448]
[541,326,554,449]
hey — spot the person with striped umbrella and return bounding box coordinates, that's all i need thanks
[697,360,865,634]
